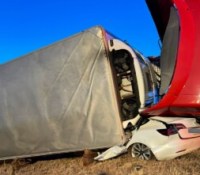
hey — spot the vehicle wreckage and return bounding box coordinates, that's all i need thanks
[1,0,200,161]
[96,0,200,161]
[0,26,157,160]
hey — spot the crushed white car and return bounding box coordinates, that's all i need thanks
[95,116,200,161]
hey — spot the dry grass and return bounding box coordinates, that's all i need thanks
[1,149,200,175]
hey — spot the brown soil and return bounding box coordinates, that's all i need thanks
[1,149,200,175]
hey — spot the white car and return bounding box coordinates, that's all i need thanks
[95,116,200,161]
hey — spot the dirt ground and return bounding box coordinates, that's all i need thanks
[1,149,200,175]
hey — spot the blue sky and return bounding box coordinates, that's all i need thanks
[0,0,160,64]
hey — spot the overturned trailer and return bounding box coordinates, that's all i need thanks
[0,27,157,160]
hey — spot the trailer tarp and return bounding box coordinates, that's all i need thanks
[0,27,125,160]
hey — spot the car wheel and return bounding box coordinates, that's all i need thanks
[131,143,153,160]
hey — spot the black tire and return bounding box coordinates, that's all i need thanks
[131,143,154,160]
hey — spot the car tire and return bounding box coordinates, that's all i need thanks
[131,143,154,160]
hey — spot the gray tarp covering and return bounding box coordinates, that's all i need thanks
[0,27,125,160]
